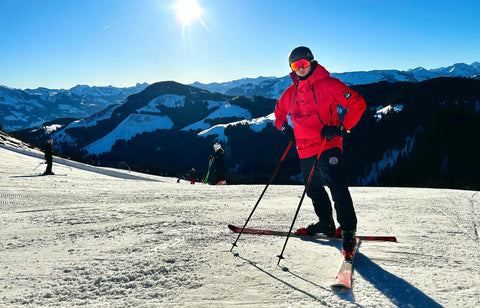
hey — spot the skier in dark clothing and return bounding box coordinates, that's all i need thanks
[274,46,366,258]
[213,143,226,185]
[189,168,197,184]
[43,139,55,175]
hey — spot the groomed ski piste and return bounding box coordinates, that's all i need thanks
[1,131,479,307]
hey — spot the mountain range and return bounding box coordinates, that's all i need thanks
[0,83,148,131]
[3,62,480,190]
[191,61,480,98]
[2,62,479,132]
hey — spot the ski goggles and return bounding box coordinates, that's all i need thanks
[290,59,311,71]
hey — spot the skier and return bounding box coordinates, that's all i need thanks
[213,143,226,185]
[274,46,366,258]
[43,139,55,175]
[189,168,196,184]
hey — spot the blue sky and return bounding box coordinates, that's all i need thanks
[1,0,479,90]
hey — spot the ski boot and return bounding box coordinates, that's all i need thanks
[297,216,336,237]
[341,230,357,261]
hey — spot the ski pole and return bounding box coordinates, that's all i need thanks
[203,157,214,184]
[230,141,293,251]
[32,161,44,171]
[277,138,327,265]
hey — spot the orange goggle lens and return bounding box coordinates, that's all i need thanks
[290,59,311,71]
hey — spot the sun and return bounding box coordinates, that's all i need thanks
[172,0,204,27]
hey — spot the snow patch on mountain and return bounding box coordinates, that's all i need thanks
[198,113,275,142]
[85,114,174,155]
[43,124,62,133]
[358,134,416,185]
[375,105,404,121]
[208,103,251,120]
[70,104,122,130]
[181,102,252,133]
[198,124,229,142]
[141,94,186,111]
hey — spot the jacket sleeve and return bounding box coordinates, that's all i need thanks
[329,78,366,131]
[274,90,291,130]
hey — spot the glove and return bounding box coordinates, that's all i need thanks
[281,122,295,143]
[321,124,348,141]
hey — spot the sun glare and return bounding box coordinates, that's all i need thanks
[173,0,204,27]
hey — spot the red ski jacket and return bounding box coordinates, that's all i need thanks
[274,62,366,159]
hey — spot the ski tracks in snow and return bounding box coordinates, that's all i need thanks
[439,191,480,246]
[472,191,480,243]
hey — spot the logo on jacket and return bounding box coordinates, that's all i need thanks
[344,91,352,99]
[329,157,339,165]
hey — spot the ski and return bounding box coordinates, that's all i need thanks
[38,173,68,176]
[331,237,360,289]
[228,224,397,242]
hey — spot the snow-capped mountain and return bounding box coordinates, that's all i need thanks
[46,81,275,156]
[0,83,148,131]
[191,61,480,99]
[1,62,479,132]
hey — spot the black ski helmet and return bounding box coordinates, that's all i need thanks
[288,46,314,65]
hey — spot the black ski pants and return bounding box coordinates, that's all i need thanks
[299,147,357,231]
[45,157,53,174]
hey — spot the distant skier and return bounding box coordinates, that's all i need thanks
[274,46,366,259]
[43,139,55,175]
[213,143,226,185]
[189,168,197,184]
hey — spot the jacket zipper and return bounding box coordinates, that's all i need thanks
[311,84,327,127]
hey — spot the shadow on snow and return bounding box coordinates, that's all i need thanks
[303,238,443,307]
[233,253,330,306]
[232,237,442,307]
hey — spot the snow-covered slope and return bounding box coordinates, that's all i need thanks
[50,83,258,155]
[197,113,275,143]
[84,113,175,155]
[1,134,479,307]
[0,131,159,181]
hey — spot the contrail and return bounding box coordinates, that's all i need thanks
[102,18,123,31]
